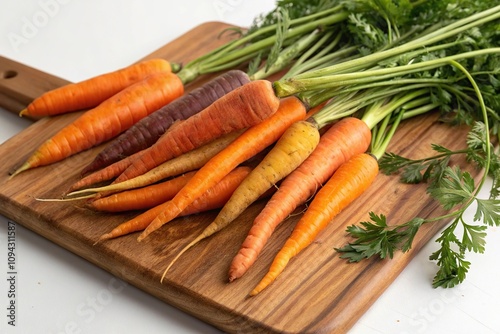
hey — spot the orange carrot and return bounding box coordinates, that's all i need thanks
[88,171,197,212]
[113,80,280,184]
[20,59,173,117]
[137,96,308,242]
[11,71,184,177]
[178,166,252,217]
[96,167,252,243]
[66,131,242,195]
[250,152,379,296]
[161,120,320,277]
[228,117,371,282]
[66,153,139,193]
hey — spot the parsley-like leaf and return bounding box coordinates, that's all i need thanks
[429,220,471,288]
[336,213,424,261]
[427,166,475,210]
[474,198,500,226]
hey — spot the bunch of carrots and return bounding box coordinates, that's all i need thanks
[8,0,500,296]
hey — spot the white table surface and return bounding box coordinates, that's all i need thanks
[1,1,499,333]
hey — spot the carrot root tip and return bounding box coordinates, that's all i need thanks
[94,234,111,245]
[9,161,31,179]
[137,232,148,242]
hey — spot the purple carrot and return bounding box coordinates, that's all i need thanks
[80,70,251,176]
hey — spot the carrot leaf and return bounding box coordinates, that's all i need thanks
[427,166,475,210]
[474,198,500,227]
[429,220,471,288]
[335,213,424,261]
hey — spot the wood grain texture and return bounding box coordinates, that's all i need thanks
[0,22,481,333]
[0,56,69,120]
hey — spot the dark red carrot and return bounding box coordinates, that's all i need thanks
[80,70,251,176]
[114,79,280,184]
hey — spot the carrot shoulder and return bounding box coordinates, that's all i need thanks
[20,58,173,117]
[137,95,308,242]
[11,71,184,177]
[250,152,379,296]
[114,79,280,183]
[80,69,251,175]
[228,117,371,282]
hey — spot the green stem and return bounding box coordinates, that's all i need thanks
[401,103,441,120]
[282,45,358,80]
[371,103,392,153]
[448,60,490,198]
[249,28,326,80]
[180,11,350,81]
[361,88,430,129]
[371,110,405,160]
[275,48,500,95]
[185,5,344,69]
[289,5,500,81]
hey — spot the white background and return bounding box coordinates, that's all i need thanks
[1,1,500,333]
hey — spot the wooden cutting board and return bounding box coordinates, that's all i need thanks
[0,22,478,333]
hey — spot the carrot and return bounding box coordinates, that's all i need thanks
[178,167,255,217]
[161,120,320,277]
[249,152,379,296]
[228,117,371,282]
[67,131,242,196]
[88,171,197,212]
[66,153,139,193]
[11,71,184,177]
[20,59,173,117]
[113,79,280,184]
[80,70,251,175]
[137,95,308,242]
[96,167,252,243]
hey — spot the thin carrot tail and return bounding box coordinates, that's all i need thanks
[249,240,297,296]
[96,200,170,243]
[161,234,204,282]
[94,233,113,245]
[137,202,183,242]
[228,218,276,282]
[66,153,138,194]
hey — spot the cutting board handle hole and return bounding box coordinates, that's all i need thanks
[1,70,17,79]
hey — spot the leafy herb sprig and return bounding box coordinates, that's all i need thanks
[336,59,500,288]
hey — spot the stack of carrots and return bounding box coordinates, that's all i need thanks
[8,1,500,297]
